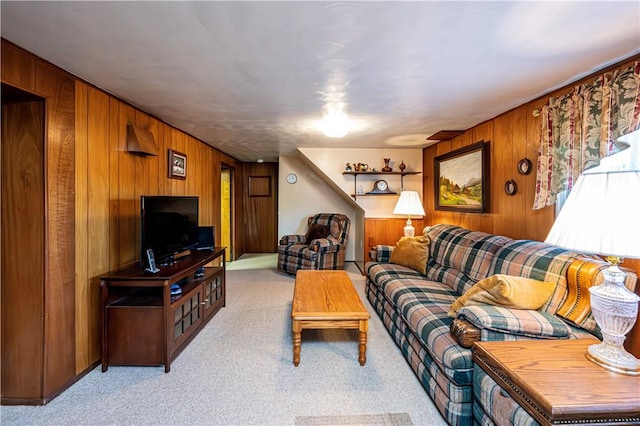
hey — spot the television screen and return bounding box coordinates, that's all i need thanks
[141,196,199,267]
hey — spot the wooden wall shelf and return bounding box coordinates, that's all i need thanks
[342,171,420,200]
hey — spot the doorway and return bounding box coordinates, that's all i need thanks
[220,165,234,261]
[1,83,46,400]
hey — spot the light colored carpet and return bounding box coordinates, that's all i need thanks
[0,256,445,426]
[295,412,414,425]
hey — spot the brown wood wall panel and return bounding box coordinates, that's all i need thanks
[74,81,90,371]
[1,100,46,399]
[147,118,160,196]
[511,107,529,240]
[492,111,515,238]
[422,56,640,358]
[86,87,111,366]
[108,97,120,272]
[117,103,137,267]
[3,39,243,401]
[1,42,36,91]
[35,59,77,397]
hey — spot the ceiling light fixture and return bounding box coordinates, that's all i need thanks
[320,100,353,139]
[321,110,349,138]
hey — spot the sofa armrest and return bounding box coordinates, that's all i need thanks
[280,234,305,245]
[556,256,638,329]
[451,305,573,344]
[450,319,481,348]
[369,245,394,263]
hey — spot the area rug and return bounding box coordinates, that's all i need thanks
[295,412,414,425]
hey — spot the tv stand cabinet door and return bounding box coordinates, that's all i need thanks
[170,286,203,355]
[106,305,164,366]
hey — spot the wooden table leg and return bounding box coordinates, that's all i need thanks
[292,320,302,366]
[359,319,368,366]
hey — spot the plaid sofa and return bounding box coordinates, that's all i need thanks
[365,224,637,426]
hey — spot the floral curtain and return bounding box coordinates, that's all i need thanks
[533,61,640,209]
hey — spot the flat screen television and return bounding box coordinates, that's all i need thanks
[140,195,199,267]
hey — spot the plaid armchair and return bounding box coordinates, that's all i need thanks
[277,213,350,275]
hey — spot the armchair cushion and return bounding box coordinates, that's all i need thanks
[455,305,572,339]
[305,224,331,244]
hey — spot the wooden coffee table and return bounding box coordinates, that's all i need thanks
[291,270,370,366]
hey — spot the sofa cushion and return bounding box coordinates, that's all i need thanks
[426,224,512,294]
[389,235,430,274]
[448,274,557,317]
[456,305,573,339]
[366,262,424,289]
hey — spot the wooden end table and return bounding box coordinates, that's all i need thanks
[291,270,370,366]
[473,339,640,425]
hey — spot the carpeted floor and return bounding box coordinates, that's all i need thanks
[0,255,445,425]
[295,412,414,425]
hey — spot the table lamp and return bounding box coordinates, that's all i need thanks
[545,132,640,375]
[393,190,426,237]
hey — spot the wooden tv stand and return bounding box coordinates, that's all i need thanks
[100,247,226,373]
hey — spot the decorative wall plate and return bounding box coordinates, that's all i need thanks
[505,179,517,195]
[518,158,532,175]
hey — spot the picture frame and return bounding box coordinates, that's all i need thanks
[505,179,517,195]
[168,149,186,179]
[434,141,488,213]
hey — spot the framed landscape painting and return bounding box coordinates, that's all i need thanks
[434,141,488,213]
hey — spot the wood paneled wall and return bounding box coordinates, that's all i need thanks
[423,54,640,357]
[2,40,243,401]
[74,84,240,372]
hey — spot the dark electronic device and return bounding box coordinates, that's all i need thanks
[196,226,215,250]
[140,195,199,267]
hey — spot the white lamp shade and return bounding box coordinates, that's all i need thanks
[393,190,426,216]
[545,138,640,259]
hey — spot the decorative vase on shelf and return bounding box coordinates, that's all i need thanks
[399,161,406,172]
[382,158,392,172]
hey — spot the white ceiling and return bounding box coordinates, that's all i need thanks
[2,1,639,162]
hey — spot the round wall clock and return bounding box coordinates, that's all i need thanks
[286,173,297,184]
[517,158,532,175]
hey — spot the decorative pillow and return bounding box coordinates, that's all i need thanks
[305,224,331,245]
[448,274,557,317]
[389,235,430,275]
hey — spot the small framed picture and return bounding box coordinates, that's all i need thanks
[168,149,186,180]
[517,158,532,175]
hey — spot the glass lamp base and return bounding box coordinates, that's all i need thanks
[586,342,640,376]
[403,218,415,237]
